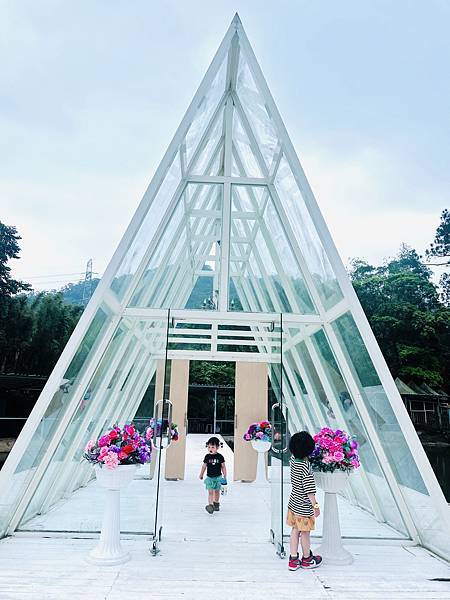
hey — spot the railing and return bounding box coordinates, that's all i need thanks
[187,418,234,435]
[403,396,450,432]
[0,417,28,440]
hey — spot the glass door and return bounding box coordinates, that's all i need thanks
[269,314,289,557]
[149,310,173,555]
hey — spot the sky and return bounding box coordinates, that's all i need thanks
[1,0,449,290]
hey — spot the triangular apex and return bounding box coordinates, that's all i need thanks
[108,15,342,314]
[0,16,449,563]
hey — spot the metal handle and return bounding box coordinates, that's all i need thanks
[165,399,173,448]
[271,402,281,454]
[270,403,289,453]
[282,406,289,453]
[153,399,173,450]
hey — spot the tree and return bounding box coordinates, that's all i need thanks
[426,209,450,305]
[426,209,450,265]
[0,295,33,372]
[0,222,84,376]
[189,361,235,386]
[351,245,450,391]
[59,278,100,305]
[0,222,30,299]
[18,293,82,375]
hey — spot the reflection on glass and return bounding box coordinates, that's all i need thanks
[190,107,225,176]
[0,305,112,536]
[332,312,450,556]
[110,153,183,301]
[235,53,279,172]
[185,56,228,168]
[332,313,427,493]
[311,328,408,533]
[129,184,222,310]
[274,156,343,310]
[231,109,264,178]
[17,315,169,533]
[229,185,316,314]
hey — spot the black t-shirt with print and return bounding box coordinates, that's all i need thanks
[203,453,225,478]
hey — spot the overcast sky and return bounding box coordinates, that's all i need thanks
[1,1,449,290]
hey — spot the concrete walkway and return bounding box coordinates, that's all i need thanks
[0,434,449,599]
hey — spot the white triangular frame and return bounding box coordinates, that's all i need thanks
[1,14,449,560]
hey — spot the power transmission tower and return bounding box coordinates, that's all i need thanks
[81,259,93,307]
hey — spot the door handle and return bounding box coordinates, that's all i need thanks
[271,403,289,453]
[271,402,280,454]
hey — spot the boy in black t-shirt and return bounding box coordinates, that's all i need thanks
[199,436,227,514]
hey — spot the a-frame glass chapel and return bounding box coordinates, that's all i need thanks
[1,14,449,560]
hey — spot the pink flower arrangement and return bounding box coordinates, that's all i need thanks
[243,420,272,442]
[83,423,152,470]
[309,427,360,473]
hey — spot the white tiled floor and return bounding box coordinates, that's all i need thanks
[1,435,449,599]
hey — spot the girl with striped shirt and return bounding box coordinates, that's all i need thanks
[287,431,323,571]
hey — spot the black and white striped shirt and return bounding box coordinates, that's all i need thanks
[288,457,316,517]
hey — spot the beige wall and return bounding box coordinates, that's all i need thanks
[234,361,268,481]
[165,359,189,480]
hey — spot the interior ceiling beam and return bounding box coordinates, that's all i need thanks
[122,307,321,324]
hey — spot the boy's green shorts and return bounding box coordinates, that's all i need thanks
[204,475,222,490]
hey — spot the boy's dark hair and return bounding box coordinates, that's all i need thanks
[206,437,222,448]
[289,431,315,459]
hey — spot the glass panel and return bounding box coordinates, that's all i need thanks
[311,327,408,534]
[185,56,228,168]
[274,156,343,310]
[110,153,183,301]
[149,390,172,551]
[231,108,264,177]
[229,185,316,314]
[109,50,227,303]
[332,313,426,492]
[235,52,279,172]
[189,105,225,176]
[19,322,131,523]
[168,322,212,354]
[16,314,170,534]
[269,318,288,556]
[0,305,112,537]
[332,312,450,556]
[129,184,223,310]
[283,348,321,431]
[281,364,308,432]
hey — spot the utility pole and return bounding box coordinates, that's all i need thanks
[82,259,93,307]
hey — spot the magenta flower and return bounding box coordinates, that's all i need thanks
[98,435,110,447]
[124,424,135,437]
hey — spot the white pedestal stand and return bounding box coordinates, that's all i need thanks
[251,439,271,484]
[87,464,138,565]
[314,470,353,565]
